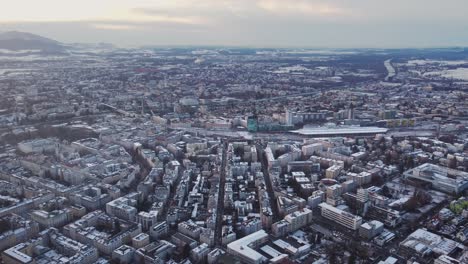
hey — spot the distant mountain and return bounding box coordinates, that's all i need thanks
[0,31,65,52]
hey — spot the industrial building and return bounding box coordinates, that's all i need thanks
[404,163,468,194]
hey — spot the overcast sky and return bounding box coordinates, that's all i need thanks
[0,0,467,48]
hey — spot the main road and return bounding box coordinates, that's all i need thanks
[214,139,228,247]
[256,143,281,222]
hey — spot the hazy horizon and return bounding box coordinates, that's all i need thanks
[1,0,468,48]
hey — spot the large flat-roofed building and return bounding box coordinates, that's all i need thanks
[404,163,468,194]
[374,230,396,246]
[286,110,326,126]
[434,255,462,264]
[30,209,70,228]
[17,138,58,154]
[399,229,465,261]
[292,126,388,138]
[112,245,135,264]
[377,256,398,264]
[359,220,384,239]
[319,202,363,230]
[227,229,269,264]
[272,208,313,237]
[135,240,176,263]
[132,233,150,249]
[106,197,137,221]
[149,221,168,240]
[366,205,401,228]
[283,208,313,231]
[178,220,203,239]
[2,243,34,264]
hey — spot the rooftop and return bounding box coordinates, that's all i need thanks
[227,229,268,262]
[292,126,388,136]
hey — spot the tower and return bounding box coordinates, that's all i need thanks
[286,109,294,126]
[247,116,258,132]
[348,103,355,120]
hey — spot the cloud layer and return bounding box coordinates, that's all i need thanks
[0,0,467,47]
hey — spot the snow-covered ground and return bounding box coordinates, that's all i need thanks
[273,65,310,73]
[0,68,36,75]
[407,59,468,66]
[284,50,358,55]
[0,54,68,61]
[424,68,468,80]
[0,49,41,54]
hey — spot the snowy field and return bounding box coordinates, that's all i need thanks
[407,59,468,66]
[424,68,468,81]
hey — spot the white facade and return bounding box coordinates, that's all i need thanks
[106,197,137,221]
[227,230,269,264]
[319,203,362,230]
[137,210,158,231]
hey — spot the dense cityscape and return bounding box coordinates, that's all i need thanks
[0,32,467,264]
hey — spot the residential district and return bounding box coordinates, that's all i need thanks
[0,47,467,264]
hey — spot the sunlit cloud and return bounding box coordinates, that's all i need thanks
[257,0,348,16]
[128,9,207,25]
[0,0,206,25]
[0,0,467,47]
[91,23,139,31]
